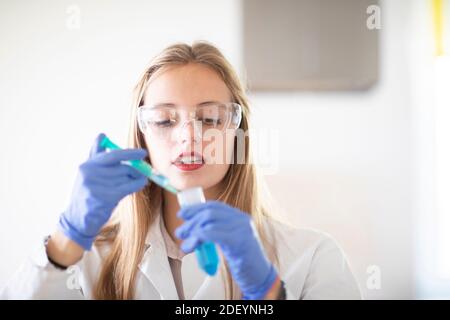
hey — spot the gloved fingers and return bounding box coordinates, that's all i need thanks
[90,148,148,166]
[175,209,220,240]
[88,133,107,159]
[197,227,229,244]
[177,201,229,221]
[114,176,148,197]
[125,165,148,179]
[85,174,142,188]
[180,235,201,253]
[176,203,204,220]
[91,175,147,199]
[182,219,239,244]
[181,223,240,252]
[84,170,148,199]
[87,163,146,180]
[201,224,247,243]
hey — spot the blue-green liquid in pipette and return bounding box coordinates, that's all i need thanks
[100,136,178,194]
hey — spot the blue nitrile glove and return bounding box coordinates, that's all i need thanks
[58,133,148,250]
[175,201,278,300]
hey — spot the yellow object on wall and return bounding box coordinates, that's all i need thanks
[432,0,445,56]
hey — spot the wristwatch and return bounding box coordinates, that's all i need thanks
[44,235,68,270]
[277,280,286,300]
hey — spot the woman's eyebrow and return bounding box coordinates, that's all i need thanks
[152,100,223,108]
[197,100,222,106]
[152,102,176,108]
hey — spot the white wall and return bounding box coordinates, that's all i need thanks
[0,0,417,299]
[0,0,242,288]
[258,0,414,299]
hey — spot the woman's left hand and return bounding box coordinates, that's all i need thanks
[175,201,278,300]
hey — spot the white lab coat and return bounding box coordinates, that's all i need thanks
[0,213,361,300]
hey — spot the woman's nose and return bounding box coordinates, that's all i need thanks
[175,119,202,143]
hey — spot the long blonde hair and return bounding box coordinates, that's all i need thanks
[93,41,279,299]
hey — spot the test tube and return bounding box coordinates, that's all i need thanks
[177,187,219,276]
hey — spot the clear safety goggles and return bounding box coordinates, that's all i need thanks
[137,102,242,139]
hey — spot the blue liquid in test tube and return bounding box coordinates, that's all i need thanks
[177,187,219,276]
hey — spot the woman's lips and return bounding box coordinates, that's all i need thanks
[173,151,204,171]
[174,162,204,171]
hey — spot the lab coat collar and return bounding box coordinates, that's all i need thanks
[138,209,226,299]
[138,211,179,299]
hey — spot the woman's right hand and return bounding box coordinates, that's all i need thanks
[55,133,148,253]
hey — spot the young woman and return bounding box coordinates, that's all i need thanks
[1,42,361,300]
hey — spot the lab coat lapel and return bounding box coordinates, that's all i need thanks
[181,249,226,300]
[138,213,179,300]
